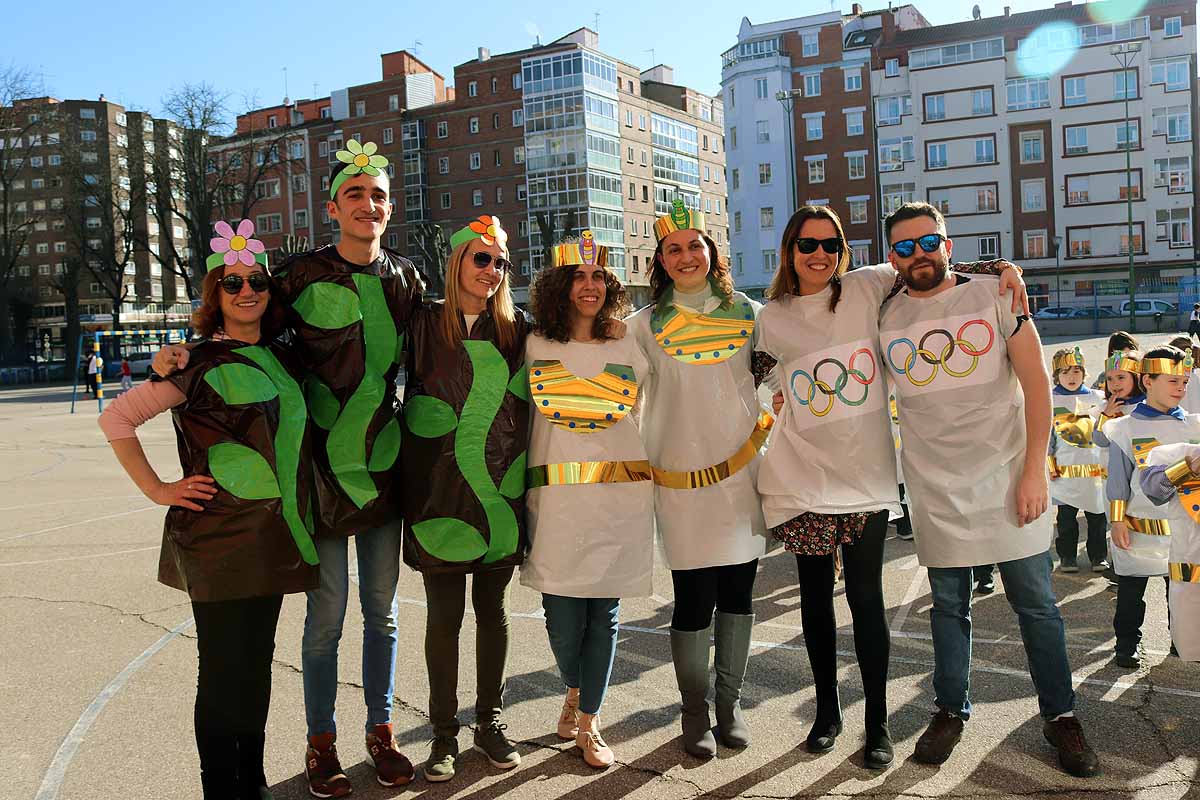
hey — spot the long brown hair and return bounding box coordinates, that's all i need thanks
[530,262,630,343]
[440,240,518,352]
[650,232,734,308]
[191,265,286,341]
[766,205,851,312]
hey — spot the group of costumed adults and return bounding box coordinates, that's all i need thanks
[98,138,1194,800]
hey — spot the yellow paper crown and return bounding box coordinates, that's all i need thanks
[553,230,608,268]
[1053,347,1085,372]
[1141,354,1194,376]
[654,198,706,242]
[1105,352,1141,374]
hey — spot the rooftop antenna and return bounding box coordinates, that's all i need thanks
[972,4,981,19]
[593,11,600,30]
[282,66,290,105]
[312,82,320,99]
[644,48,656,65]
[410,39,423,54]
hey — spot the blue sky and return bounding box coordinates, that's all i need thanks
[4,0,1161,122]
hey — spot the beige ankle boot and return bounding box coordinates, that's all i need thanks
[557,688,580,740]
[576,713,615,768]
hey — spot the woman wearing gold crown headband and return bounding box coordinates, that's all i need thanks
[397,214,531,781]
[520,231,648,768]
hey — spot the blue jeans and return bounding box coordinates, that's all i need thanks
[927,550,1076,721]
[542,594,620,715]
[302,520,402,736]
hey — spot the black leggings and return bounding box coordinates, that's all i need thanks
[795,511,890,723]
[191,593,283,799]
[670,558,759,631]
[1055,505,1108,566]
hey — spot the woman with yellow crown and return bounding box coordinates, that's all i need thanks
[625,199,770,758]
[520,230,651,768]
[398,214,531,782]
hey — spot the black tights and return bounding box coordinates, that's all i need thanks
[795,511,890,724]
[670,558,759,631]
[191,593,283,800]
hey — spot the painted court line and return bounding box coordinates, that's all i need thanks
[0,545,158,567]
[0,494,143,513]
[890,555,927,634]
[0,506,157,543]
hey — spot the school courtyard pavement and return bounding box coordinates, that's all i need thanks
[2,333,1196,800]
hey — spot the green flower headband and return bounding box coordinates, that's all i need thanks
[330,139,389,199]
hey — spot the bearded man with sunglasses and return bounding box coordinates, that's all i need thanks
[878,202,1099,779]
[154,144,424,796]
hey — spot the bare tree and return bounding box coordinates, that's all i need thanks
[410,222,447,296]
[50,253,85,381]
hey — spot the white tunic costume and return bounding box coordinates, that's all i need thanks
[628,286,769,570]
[755,264,902,526]
[879,274,1052,568]
[1144,442,1200,661]
[521,333,654,598]
[1049,387,1107,514]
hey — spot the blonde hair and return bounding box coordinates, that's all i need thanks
[440,240,518,352]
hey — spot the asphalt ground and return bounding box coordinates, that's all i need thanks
[2,333,1197,800]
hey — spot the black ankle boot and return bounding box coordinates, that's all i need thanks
[863,721,894,769]
[806,686,843,753]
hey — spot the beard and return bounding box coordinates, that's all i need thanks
[902,254,949,291]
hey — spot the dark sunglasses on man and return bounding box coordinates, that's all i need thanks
[219,272,271,295]
[890,233,947,258]
[473,251,512,273]
[794,237,844,255]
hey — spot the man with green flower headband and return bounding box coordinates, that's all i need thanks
[154,138,424,796]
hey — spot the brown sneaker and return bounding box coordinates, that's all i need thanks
[304,733,352,798]
[913,709,964,765]
[1043,716,1100,778]
[365,723,415,787]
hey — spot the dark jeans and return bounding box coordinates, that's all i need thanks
[542,594,620,714]
[422,568,514,737]
[1114,574,1170,655]
[670,558,758,631]
[795,511,890,724]
[1055,505,1108,566]
[191,594,283,800]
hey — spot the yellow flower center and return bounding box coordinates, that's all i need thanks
[229,235,247,251]
[353,154,370,167]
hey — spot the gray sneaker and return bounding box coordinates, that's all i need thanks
[473,721,521,770]
[423,736,458,783]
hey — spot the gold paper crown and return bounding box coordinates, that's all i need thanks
[553,230,608,268]
[1105,352,1141,374]
[1053,347,1085,372]
[1140,354,1194,376]
[654,198,706,242]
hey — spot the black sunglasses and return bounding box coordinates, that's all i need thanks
[890,233,946,258]
[219,272,270,295]
[473,251,512,273]
[794,237,843,255]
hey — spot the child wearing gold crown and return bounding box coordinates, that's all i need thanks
[1047,348,1108,573]
[1097,344,1198,668]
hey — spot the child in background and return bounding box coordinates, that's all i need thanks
[119,358,133,393]
[1093,331,1140,391]
[1047,348,1108,573]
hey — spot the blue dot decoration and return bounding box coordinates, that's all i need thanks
[623,389,630,395]
[569,422,576,428]
[589,422,596,429]
[676,348,683,355]
[664,338,671,345]
[606,413,614,420]
[534,370,542,376]
[1193,504,1199,511]
[618,404,625,410]
[744,315,752,320]
[536,384,544,390]
[740,329,747,336]
[553,411,560,418]
[542,400,549,406]
[729,344,736,350]
[621,373,628,380]
[694,353,702,359]
[713,351,721,357]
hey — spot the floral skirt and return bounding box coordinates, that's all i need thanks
[770,511,870,557]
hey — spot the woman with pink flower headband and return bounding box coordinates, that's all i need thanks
[100,220,318,799]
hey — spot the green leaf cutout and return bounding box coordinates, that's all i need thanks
[292,281,362,330]
[507,364,530,401]
[405,395,459,438]
[208,442,281,500]
[204,363,279,406]
[499,451,526,499]
[368,418,402,472]
[305,375,340,430]
[412,517,489,563]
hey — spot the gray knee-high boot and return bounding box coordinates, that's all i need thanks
[670,625,717,758]
[714,611,754,747]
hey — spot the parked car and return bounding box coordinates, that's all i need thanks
[124,352,156,380]
[1033,306,1076,320]
[1119,299,1179,316]
[1069,307,1119,319]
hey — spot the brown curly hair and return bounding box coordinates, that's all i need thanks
[191,265,286,341]
[650,232,734,308]
[530,263,630,343]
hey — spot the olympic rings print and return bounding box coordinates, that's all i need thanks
[886,319,995,386]
[789,347,877,417]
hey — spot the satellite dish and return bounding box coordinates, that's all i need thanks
[972,4,981,19]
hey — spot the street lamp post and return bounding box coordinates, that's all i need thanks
[1112,42,1142,331]
[1053,234,1063,311]
[775,88,803,217]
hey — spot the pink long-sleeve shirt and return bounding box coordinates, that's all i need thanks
[98,380,186,441]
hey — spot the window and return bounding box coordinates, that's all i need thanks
[1021,179,1045,212]
[469,117,479,134]
[1067,176,1090,204]
[1119,172,1142,200]
[975,138,995,163]
[845,69,861,92]
[1157,208,1192,246]
[760,207,774,228]
[1007,77,1049,111]
[1120,228,1144,254]
[355,100,366,117]
[909,37,1003,69]
[1020,132,1044,163]
[971,89,992,116]
[294,210,308,228]
[80,131,96,142]
[850,242,870,267]
[802,31,819,57]
[441,192,452,209]
[1114,70,1137,100]
[758,163,772,184]
[734,211,742,232]
[629,182,637,199]
[1165,16,1182,37]
[976,186,997,212]
[255,179,281,199]
[494,149,502,166]
[731,169,739,190]
[1153,106,1191,142]
[437,121,448,138]
[755,78,768,99]
[1116,120,1139,150]
[513,72,523,89]
[492,112,501,129]
[79,108,96,119]
[885,58,900,78]
[469,152,481,170]
[978,235,998,258]
[882,182,916,215]
[438,156,449,174]
[512,109,524,127]
[1024,230,1047,258]
[468,81,477,97]
[517,184,527,201]
[878,136,914,171]
[388,94,399,111]
[382,127,394,145]
[808,158,825,183]
[514,146,524,164]
[626,110,633,127]
[804,74,821,96]
[1064,77,1087,106]
[875,95,911,125]
[1154,156,1191,193]
[1151,57,1190,91]
[763,249,778,273]
[847,152,866,179]
[472,189,483,207]
[1065,127,1088,155]
[845,110,864,136]
[849,198,868,224]
[756,120,770,143]
[927,142,947,169]
[491,77,498,94]
[730,127,737,149]
[924,94,945,121]
[805,115,823,140]
[256,213,283,234]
